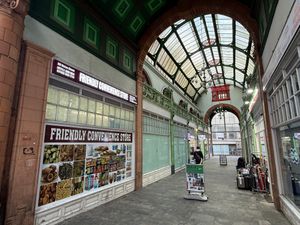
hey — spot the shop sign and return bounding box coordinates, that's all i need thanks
[52,59,137,104]
[45,124,132,143]
[38,124,134,207]
[262,0,300,90]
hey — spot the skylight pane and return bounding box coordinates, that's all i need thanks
[204,15,215,40]
[177,22,198,53]
[157,48,177,75]
[235,70,244,83]
[204,48,212,61]
[216,14,232,45]
[181,60,196,78]
[159,26,172,39]
[194,17,207,43]
[212,47,219,61]
[235,50,246,69]
[221,47,233,65]
[165,33,187,63]
[148,40,160,55]
[175,71,188,88]
[190,52,204,70]
[186,84,196,97]
[236,21,249,49]
[247,60,255,75]
[224,66,234,78]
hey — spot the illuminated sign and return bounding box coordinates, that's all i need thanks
[52,59,137,104]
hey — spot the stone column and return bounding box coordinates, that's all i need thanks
[4,42,54,225]
[135,70,143,190]
[0,0,29,223]
[257,55,280,210]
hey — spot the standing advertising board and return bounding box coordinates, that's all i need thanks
[37,124,134,207]
[185,164,208,201]
[186,164,205,192]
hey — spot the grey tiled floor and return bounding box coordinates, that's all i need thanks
[59,156,291,225]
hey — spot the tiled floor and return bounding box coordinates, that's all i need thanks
[59,156,291,225]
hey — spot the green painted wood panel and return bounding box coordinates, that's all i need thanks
[174,137,187,169]
[143,134,170,174]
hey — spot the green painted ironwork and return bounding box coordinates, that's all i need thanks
[143,84,208,129]
[29,0,135,78]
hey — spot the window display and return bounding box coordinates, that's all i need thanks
[279,126,300,207]
[38,124,134,207]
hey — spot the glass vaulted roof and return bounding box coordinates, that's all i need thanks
[146,14,255,102]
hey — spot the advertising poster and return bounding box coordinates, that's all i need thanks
[186,164,205,192]
[38,124,134,207]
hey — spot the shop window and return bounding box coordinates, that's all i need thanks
[47,87,58,104]
[46,104,57,120]
[96,102,103,114]
[51,0,75,32]
[95,114,103,126]
[68,109,78,123]
[106,37,118,60]
[83,18,100,48]
[279,127,300,208]
[78,111,87,124]
[211,84,230,102]
[57,106,68,121]
[46,86,134,131]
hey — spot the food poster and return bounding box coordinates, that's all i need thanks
[38,124,134,207]
[186,164,205,192]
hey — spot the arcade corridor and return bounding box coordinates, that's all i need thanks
[1,1,300,224]
[58,157,290,225]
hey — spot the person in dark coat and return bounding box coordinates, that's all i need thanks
[194,147,204,164]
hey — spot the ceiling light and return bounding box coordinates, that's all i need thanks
[246,88,254,94]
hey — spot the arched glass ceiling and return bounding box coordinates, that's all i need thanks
[147,14,255,101]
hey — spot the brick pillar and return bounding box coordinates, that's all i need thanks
[135,68,143,190]
[4,41,54,225]
[0,0,29,221]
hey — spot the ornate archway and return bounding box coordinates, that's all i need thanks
[204,103,241,124]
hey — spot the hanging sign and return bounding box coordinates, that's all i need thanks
[52,59,137,104]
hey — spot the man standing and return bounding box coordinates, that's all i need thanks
[194,147,204,164]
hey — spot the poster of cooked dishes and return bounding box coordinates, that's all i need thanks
[38,124,133,207]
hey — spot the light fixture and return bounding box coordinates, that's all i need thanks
[246,88,254,94]
[214,105,225,119]
[245,101,250,105]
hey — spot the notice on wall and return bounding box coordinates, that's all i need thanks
[38,124,134,207]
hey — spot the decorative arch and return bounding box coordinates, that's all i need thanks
[136,0,259,75]
[204,103,241,124]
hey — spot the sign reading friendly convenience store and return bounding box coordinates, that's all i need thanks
[52,59,137,104]
[45,124,132,143]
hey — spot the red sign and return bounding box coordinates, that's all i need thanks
[52,59,137,104]
[211,84,230,102]
[44,124,132,143]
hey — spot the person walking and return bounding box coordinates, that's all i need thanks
[194,146,204,164]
